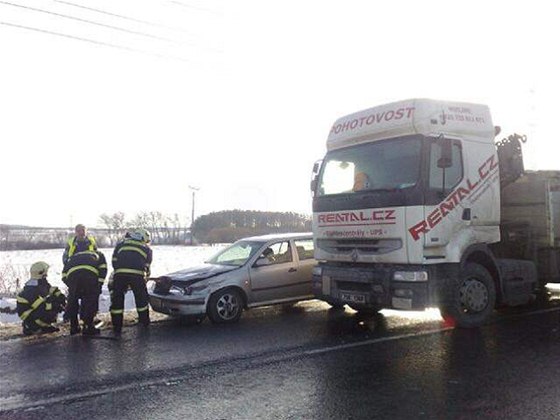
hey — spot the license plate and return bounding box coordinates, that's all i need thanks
[340,292,366,304]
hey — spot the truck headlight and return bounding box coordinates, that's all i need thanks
[312,266,323,276]
[393,271,428,282]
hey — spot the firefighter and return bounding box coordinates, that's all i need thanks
[62,250,107,335]
[110,228,152,335]
[16,261,66,335]
[62,223,97,264]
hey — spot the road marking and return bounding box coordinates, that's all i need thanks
[305,327,454,356]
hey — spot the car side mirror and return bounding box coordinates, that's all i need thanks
[254,257,271,267]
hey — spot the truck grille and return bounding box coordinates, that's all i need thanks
[317,238,402,255]
[336,281,371,292]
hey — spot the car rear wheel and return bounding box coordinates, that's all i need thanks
[207,288,243,324]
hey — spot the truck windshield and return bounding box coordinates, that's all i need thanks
[317,136,422,196]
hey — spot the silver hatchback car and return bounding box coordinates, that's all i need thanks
[148,233,316,324]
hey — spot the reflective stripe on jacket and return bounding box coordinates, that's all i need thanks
[62,250,108,284]
[112,239,152,278]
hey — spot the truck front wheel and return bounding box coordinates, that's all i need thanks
[440,263,496,328]
[349,304,380,316]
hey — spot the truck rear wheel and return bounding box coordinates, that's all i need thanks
[440,263,496,328]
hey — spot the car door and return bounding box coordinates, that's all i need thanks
[292,238,315,297]
[248,240,299,304]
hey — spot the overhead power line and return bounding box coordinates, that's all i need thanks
[0,21,189,62]
[168,1,223,16]
[53,0,197,37]
[0,0,179,43]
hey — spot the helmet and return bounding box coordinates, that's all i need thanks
[130,228,151,243]
[30,261,50,279]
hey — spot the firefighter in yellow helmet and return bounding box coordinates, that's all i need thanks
[110,228,153,336]
[16,262,66,336]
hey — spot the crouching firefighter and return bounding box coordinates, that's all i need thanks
[17,261,66,335]
[62,250,107,335]
[110,228,152,335]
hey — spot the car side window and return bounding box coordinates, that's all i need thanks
[260,241,293,264]
[294,239,314,260]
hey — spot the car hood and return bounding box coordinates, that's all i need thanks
[165,263,239,287]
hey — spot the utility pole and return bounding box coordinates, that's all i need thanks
[188,185,200,245]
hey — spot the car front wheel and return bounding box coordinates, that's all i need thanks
[207,288,243,324]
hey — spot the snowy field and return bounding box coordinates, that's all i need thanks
[0,245,226,324]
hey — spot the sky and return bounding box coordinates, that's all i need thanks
[1,0,558,228]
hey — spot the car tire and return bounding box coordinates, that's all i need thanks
[440,263,496,328]
[207,288,243,324]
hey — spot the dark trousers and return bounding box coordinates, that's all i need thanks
[23,312,57,332]
[110,273,150,331]
[66,275,100,328]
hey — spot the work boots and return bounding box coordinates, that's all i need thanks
[138,311,150,327]
[70,319,81,335]
[82,325,101,336]
[41,326,60,334]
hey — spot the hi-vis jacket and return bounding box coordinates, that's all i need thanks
[17,279,66,327]
[62,250,108,286]
[112,239,153,278]
[62,235,97,264]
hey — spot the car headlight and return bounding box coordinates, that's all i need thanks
[183,283,210,295]
[169,286,185,296]
[393,271,428,282]
[312,266,323,276]
[146,280,156,292]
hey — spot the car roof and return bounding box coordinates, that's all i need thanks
[239,232,313,242]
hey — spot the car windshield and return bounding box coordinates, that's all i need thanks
[317,135,422,196]
[205,241,264,266]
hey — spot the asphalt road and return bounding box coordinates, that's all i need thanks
[2,296,560,420]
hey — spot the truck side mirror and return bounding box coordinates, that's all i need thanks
[310,160,322,196]
[437,135,453,169]
[310,179,318,193]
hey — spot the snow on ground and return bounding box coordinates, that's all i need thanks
[0,245,226,327]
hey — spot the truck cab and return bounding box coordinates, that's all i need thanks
[311,99,540,327]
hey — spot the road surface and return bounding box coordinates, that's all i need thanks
[2,295,560,419]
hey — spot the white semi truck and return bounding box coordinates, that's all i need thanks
[311,98,560,327]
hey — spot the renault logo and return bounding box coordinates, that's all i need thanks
[351,249,359,262]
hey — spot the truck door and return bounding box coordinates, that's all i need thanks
[423,138,466,254]
[293,238,315,297]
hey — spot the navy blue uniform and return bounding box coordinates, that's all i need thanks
[62,250,107,334]
[17,279,66,335]
[110,238,152,333]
